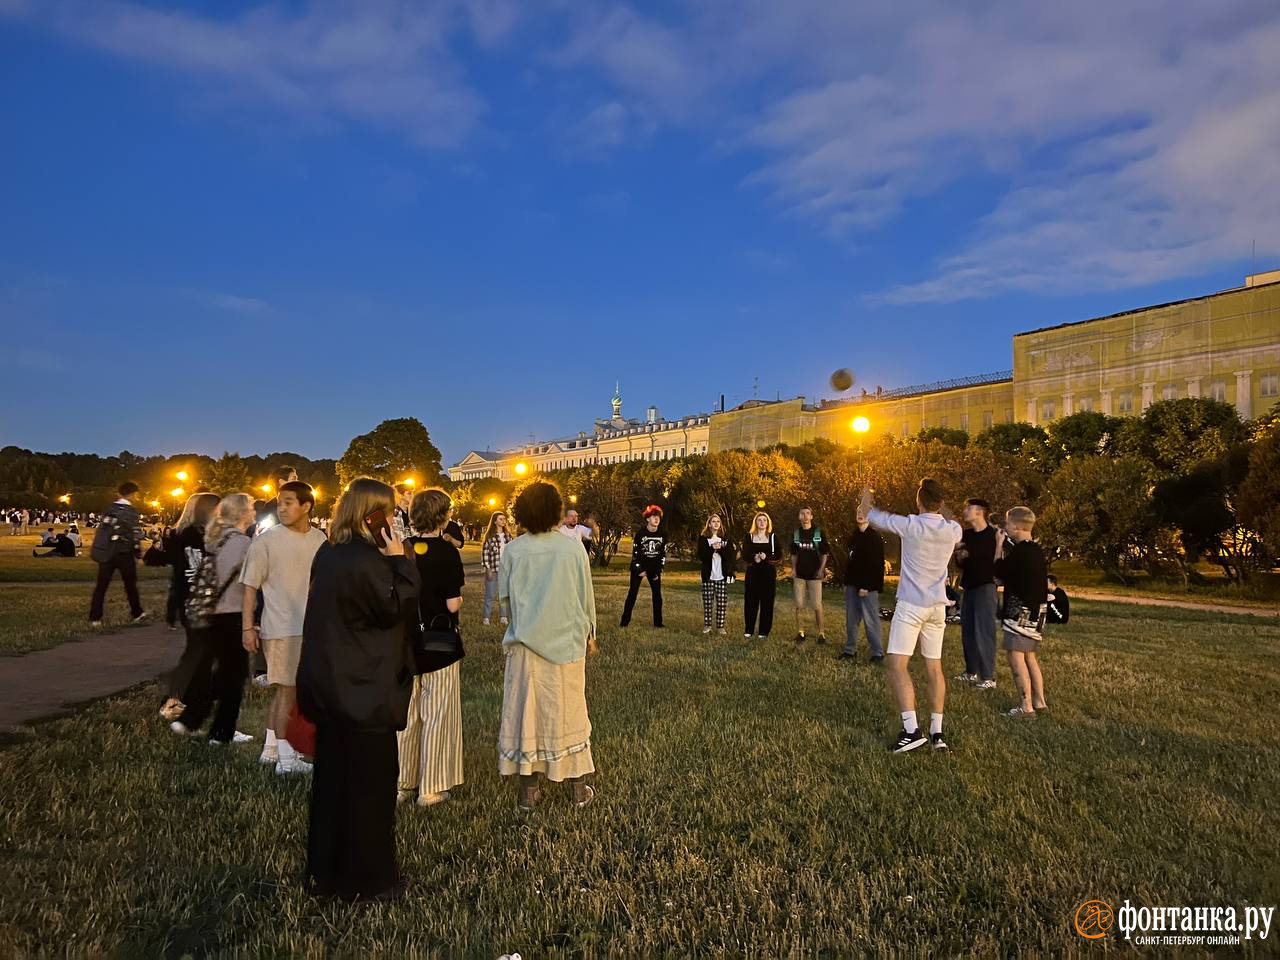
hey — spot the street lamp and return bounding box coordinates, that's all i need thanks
[176,470,189,482]
[260,483,273,494]
[569,495,578,504]
[757,499,766,509]
[403,477,416,488]
[58,494,71,505]
[851,416,870,479]
[514,462,528,476]
[487,496,497,507]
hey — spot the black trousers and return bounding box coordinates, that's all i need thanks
[89,554,142,622]
[620,566,662,627]
[171,614,248,741]
[166,567,185,627]
[307,726,400,901]
[743,570,777,636]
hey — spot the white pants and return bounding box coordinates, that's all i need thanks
[886,600,947,660]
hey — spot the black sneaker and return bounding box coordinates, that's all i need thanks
[816,634,827,645]
[931,732,949,752]
[838,652,855,661]
[890,728,928,754]
[792,633,805,645]
[870,655,884,664]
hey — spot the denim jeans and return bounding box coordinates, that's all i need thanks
[482,576,508,622]
[960,582,997,679]
[843,586,883,657]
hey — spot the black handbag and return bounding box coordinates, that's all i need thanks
[412,613,465,675]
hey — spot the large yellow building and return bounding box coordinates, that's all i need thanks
[449,272,1280,478]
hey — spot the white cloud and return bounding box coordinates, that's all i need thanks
[210,293,275,316]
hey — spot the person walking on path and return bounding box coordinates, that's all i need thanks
[742,512,781,639]
[860,479,962,754]
[696,514,736,635]
[481,511,512,626]
[497,481,597,813]
[789,506,830,645]
[88,481,149,627]
[397,489,465,808]
[297,477,419,902]
[619,505,666,628]
[841,513,885,662]
[955,498,999,690]
[241,481,326,775]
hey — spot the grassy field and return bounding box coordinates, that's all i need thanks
[1051,559,1280,609]
[0,532,169,583]
[1,566,1277,957]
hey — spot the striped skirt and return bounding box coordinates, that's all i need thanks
[396,662,463,795]
[497,643,594,782]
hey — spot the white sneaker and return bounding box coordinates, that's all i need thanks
[702,626,713,634]
[275,757,314,776]
[169,721,197,736]
[232,730,254,743]
[252,674,270,688]
[482,619,490,626]
[417,790,450,807]
[744,633,752,638]
[974,679,997,691]
[499,617,509,626]
[258,749,279,765]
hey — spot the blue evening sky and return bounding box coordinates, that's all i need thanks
[2,1,1277,464]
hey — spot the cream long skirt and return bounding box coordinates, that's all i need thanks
[397,662,464,795]
[497,644,594,782]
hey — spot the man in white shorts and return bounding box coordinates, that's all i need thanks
[860,478,962,754]
[241,481,327,774]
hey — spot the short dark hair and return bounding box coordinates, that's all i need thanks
[277,480,315,512]
[410,488,452,533]
[917,478,944,512]
[1047,574,1058,586]
[514,481,563,534]
[964,498,990,513]
[118,481,140,497]
[272,464,298,486]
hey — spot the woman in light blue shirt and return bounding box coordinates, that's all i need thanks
[497,481,597,813]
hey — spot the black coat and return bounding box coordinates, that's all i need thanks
[696,534,737,582]
[842,526,885,592]
[298,540,419,734]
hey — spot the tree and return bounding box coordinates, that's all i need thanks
[1038,456,1160,583]
[669,450,804,549]
[336,418,443,489]
[1152,445,1258,582]
[208,452,252,495]
[1114,398,1247,477]
[914,427,968,447]
[1238,418,1280,562]
[572,467,633,566]
[1032,411,1123,474]
[972,422,1047,456]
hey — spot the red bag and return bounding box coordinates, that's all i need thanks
[285,703,317,758]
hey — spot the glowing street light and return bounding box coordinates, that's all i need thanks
[175,470,189,482]
[170,487,185,499]
[851,416,870,435]
[569,495,578,504]
[487,497,497,507]
[757,499,766,509]
[150,500,161,509]
[514,462,528,476]
[403,477,416,488]
[260,483,273,494]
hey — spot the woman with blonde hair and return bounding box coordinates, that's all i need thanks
[498,481,597,812]
[298,477,419,902]
[696,514,736,635]
[160,492,221,727]
[397,488,466,807]
[742,511,781,639]
[167,493,257,742]
[481,510,512,626]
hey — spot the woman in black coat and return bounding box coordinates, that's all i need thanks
[297,477,419,902]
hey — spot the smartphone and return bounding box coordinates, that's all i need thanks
[364,508,392,546]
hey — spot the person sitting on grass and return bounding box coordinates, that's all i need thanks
[32,532,76,558]
[994,507,1049,718]
[860,479,962,754]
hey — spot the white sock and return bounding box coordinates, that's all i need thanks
[265,729,277,748]
[277,739,296,762]
[901,710,918,732]
[930,713,944,735]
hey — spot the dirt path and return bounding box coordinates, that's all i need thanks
[1070,590,1279,618]
[0,621,183,732]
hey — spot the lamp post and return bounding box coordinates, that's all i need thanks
[514,462,528,477]
[851,416,870,480]
[176,470,188,483]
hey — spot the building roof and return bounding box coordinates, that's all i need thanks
[818,371,1013,409]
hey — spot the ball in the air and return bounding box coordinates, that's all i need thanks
[829,368,855,392]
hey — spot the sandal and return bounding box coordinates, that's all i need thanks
[1006,705,1036,718]
[518,776,542,813]
[566,778,595,809]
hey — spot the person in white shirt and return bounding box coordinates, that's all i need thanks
[859,478,962,755]
[557,509,596,552]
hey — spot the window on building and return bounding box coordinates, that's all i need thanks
[1210,380,1227,402]
[960,413,969,432]
[939,415,948,428]
[1260,373,1278,398]
[902,422,910,438]
[1079,396,1094,412]
[1004,409,1014,423]
[681,447,686,457]
[1161,384,1177,401]
[1118,391,1133,413]
[1042,401,1056,421]
[982,411,993,429]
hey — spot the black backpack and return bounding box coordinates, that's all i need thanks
[89,507,126,563]
[184,532,243,629]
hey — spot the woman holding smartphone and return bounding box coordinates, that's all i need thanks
[696,514,736,634]
[297,477,419,902]
[742,511,781,639]
[397,488,465,808]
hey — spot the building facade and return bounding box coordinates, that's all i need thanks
[448,272,1280,478]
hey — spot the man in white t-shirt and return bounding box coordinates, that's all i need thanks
[860,478,962,755]
[557,509,595,548]
[241,481,327,775]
